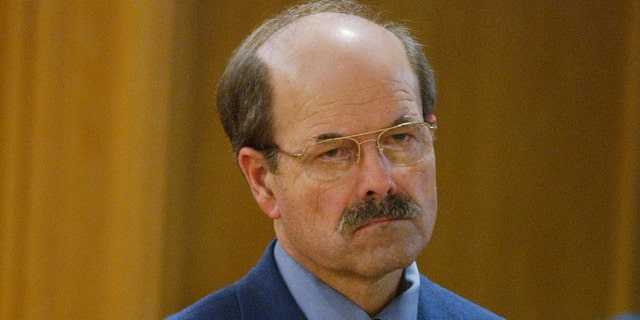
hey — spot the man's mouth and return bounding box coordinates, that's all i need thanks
[355,217,408,232]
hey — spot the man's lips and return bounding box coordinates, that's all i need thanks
[355,217,405,231]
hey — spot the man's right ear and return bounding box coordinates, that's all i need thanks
[237,147,279,220]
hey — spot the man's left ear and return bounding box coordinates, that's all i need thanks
[237,147,280,220]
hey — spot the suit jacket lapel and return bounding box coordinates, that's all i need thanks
[235,240,307,320]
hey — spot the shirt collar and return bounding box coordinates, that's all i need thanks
[274,241,420,320]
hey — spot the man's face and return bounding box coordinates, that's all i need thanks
[257,14,437,280]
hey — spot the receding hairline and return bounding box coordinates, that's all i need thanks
[257,12,392,58]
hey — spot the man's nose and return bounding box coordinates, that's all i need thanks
[355,141,397,200]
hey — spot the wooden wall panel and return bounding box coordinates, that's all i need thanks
[1,1,175,319]
[611,0,640,313]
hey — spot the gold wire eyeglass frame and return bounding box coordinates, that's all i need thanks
[273,121,437,180]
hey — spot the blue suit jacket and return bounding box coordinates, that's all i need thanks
[167,241,502,320]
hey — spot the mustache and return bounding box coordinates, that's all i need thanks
[338,193,422,232]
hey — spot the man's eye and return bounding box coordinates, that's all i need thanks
[317,147,352,161]
[389,133,414,143]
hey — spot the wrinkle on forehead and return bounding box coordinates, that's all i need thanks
[301,80,418,111]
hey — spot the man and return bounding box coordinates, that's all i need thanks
[168,0,502,319]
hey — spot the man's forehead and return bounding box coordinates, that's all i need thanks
[255,11,420,133]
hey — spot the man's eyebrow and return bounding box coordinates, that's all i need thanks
[315,133,342,141]
[393,115,418,126]
[313,116,420,141]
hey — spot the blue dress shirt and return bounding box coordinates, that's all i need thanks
[274,241,420,320]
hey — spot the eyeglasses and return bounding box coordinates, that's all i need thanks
[274,121,437,181]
